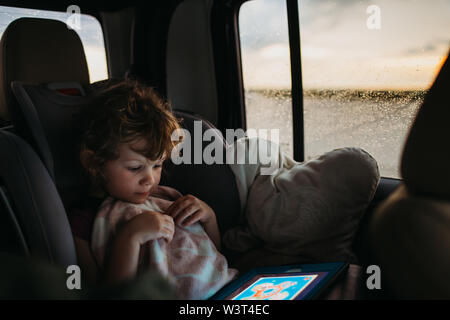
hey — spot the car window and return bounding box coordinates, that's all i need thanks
[299,0,449,178]
[0,5,108,83]
[239,0,293,156]
[239,0,449,178]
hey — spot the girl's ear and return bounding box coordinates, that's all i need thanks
[80,149,95,170]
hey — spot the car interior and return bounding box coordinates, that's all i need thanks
[0,0,448,300]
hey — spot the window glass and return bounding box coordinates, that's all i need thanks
[239,0,449,178]
[298,0,450,178]
[0,5,108,82]
[239,0,293,156]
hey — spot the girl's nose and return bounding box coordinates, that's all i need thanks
[140,168,155,186]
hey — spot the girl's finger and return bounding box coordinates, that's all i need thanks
[169,198,193,219]
[182,211,202,227]
[163,214,175,225]
[165,197,187,217]
[166,227,175,240]
[162,226,174,238]
[174,205,197,225]
[162,232,173,243]
[178,208,200,227]
[164,220,175,234]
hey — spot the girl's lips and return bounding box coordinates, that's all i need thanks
[136,191,150,197]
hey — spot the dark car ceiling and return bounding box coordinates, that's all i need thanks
[0,1,191,19]
[0,0,234,14]
[0,1,138,13]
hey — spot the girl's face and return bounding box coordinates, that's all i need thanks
[101,139,165,204]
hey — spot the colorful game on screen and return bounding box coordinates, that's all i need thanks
[228,272,327,300]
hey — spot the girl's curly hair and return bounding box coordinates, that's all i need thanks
[74,79,183,191]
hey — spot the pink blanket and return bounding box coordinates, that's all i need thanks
[91,185,238,299]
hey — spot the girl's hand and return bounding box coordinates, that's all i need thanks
[165,194,215,227]
[121,210,175,245]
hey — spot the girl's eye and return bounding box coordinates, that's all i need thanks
[128,166,142,172]
[154,164,162,168]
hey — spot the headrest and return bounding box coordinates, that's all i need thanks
[0,17,90,120]
[401,52,450,199]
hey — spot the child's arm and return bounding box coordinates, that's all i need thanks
[73,234,140,286]
[103,229,141,284]
[73,211,174,286]
[104,210,175,285]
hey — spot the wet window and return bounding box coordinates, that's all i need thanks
[239,0,293,156]
[239,0,449,178]
[299,0,449,178]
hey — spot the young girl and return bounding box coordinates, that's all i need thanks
[69,79,237,299]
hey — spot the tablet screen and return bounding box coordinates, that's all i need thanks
[211,262,348,300]
[226,272,328,300]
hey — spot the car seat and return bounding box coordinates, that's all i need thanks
[369,53,450,298]
[0,130,77,266]
[0,17,241,268]
[0,17,91,266]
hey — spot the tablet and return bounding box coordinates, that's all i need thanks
[211,262,348,300]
